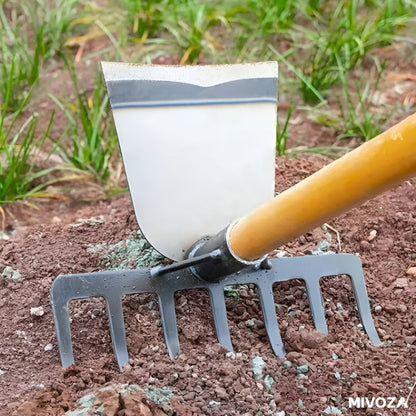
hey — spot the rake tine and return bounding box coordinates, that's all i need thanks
[105,292,129,370]
[303,276,328,335]
[51,253,381,367]
[158,288,180,358]
[257,281,285,357]
[348,263,381,345]
[208,285,233,352]
[50,277,75,368]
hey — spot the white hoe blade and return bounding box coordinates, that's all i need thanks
[102,62,278,260]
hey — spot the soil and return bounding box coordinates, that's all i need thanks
[0,155,415,416]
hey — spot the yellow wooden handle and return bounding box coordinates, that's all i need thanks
[229,112,416,261]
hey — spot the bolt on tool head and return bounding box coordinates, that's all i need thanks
[54,63,416,370]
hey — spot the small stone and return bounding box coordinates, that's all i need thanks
[367,230,377,241]
[0,369,5,375]
[397,303,407,313]
[317,240,330,252]
[35,384,45,389]
[282,360,292,369]
[121,364,132,373]
[214,386,228,400]
[208,400,221,406]
[252,356,266,380]
[297,384,308,393]
[383,302,397,314]
[298,398,304,408]
[336,302,344,311]
[360,240,371,251]
[264,375,275,391]
[245,318,258,328]
[77,394,98,408]
[2,266,21,281]
[323,405,342,414]
[44,344,53,351]
[296,365,309,375]
[30,306,44,316]
[405,336,416,345]
[334,372,341,380]
[225,351,235,359]
[332,353,338,359]
[143,387,173,405]
[374,305,382,312]
[183,392,196,401]
[406,267,416,277]
[275,412,286,416]
[394,278,408,288]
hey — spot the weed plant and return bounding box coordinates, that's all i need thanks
[0,6,42,111]
[276,103,294,156]
[292,0,414,102]
[309,57,390,143]
[118,0,167,42]
[233,0,300,58]
[0,0,78,111]
[51,55,119,183]
[19,0,79,59]
[0,71,59,204]
[165,0,230,64]
[334,56,389,142]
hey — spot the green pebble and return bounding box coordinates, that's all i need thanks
[264,374,275,391]
[296,365,309,375]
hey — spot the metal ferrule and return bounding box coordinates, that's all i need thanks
[188,222,267,282]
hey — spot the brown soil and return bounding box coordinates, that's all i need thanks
[0,155,415,416]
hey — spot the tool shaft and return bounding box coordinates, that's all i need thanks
[229,113,416,261]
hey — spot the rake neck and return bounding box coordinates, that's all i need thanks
[189,225,268,282]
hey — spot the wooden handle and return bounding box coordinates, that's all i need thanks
[229,113,416,261]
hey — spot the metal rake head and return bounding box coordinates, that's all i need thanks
[51,252,380,370]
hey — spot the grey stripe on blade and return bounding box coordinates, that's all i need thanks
[106,78,277,107]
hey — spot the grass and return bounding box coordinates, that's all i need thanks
[1,0,415,206]
[118,0,167,42]
[309,56,390,143]
[50,54,119,184]
[287,0,415,103]
[276,103,294,156]
[0,0,78,112]
[334,56,389,142]
[0,5,42,111]
[164,0,232,64]
[0,69,61,204]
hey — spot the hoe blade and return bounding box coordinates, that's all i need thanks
[51,253,380,370]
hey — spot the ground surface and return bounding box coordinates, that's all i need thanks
[0,155,415,416]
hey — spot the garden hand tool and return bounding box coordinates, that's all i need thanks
[51,62,416,370]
